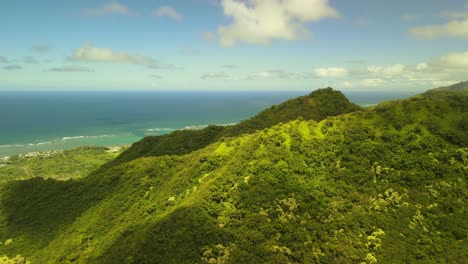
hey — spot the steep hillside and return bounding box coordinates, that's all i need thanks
[0,88,466,263]
[428,81,468,92]
[111,88,360,165]
[217,87,361,138]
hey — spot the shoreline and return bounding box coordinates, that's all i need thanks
[0,122,240,159]
[0,144,130,161]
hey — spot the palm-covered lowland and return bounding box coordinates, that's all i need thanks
[0,83,467,263]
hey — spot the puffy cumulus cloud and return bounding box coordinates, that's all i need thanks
[49,65,94,72]
[217,0,340,46]
[3,64,22,70]
[367,64,406,76]
[69,44,155,65]
[409,18,468,39]
[314,67,348,77]
[0,56,8,63]
[83,2,133,16]
[155,6,183,21]
[246,69,304,80]
[201,72,230,79]
[429,51,468,69]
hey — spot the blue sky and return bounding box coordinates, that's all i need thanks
[0,0,467,91]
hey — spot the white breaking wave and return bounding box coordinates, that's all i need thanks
[27,142,53,146]
[145,122,239,132]
[183,125,208,130]
[145,128,177,132]
[61,135,112,141]
[0,144,25,148]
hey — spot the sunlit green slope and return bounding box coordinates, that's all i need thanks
[111,88,361,165]
[0,86,466,263]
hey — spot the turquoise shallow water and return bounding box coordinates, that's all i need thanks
[0,90,417,157]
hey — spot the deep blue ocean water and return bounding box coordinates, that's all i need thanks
[0,90,417,157]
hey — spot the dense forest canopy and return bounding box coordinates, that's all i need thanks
[0,84,466,263]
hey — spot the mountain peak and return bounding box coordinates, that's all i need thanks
[112,88,361,164]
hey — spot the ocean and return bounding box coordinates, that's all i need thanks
[0,90,417,157]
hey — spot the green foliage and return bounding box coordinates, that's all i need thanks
[0,146,126,183]
[0,87,467,263]
[0,255,30,264]
[112,88,361,165]
[110,125,225,165]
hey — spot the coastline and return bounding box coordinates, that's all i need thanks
[0,122,239,158]
[0,144,129,161]
[0,145,129,182]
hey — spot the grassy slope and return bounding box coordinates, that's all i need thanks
[0,89,466,263]
[111,88,361,165]
[0,146,126,183]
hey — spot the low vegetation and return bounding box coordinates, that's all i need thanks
[0,146,126,182]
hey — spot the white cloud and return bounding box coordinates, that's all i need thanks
[201,72,230,79]
[69,44,155,65]
[338,51,468,89]
[217,0,339,47]
[246,69,303,80]
[409,18,468,39]
[155,6,183,21]
[360,78,384,87]
[84,2,133,16]
[416,63,428,70]
[49,65,94,72]
[314,67,348,77]
[429,51,468,69]
[367,64,406,76]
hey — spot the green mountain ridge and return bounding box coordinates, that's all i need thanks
[429,81,468,92]
[110,88,360,165]
[0,84,467,263]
